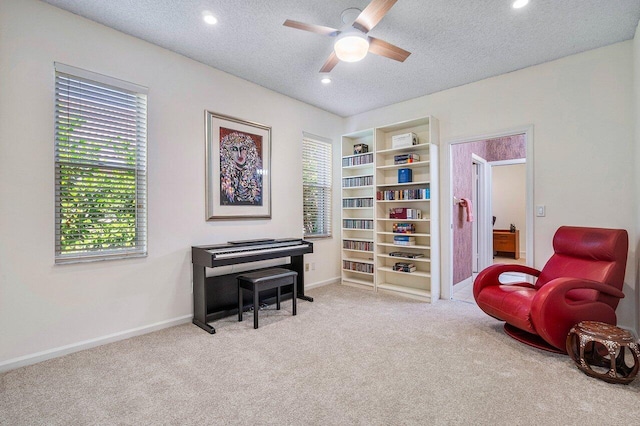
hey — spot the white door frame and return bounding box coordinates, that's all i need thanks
[471,154,492,273]
[441,126,534,300]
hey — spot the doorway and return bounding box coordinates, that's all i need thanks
[491,159,527,265]
[443,129,534,303]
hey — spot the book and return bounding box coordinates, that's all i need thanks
[392,222,415,234]
[393,241,416,246]
[393,235,415,242]
[393,262,417,272]
[393,153,420,165]
[389,208,422,219]
[389,251,424,258]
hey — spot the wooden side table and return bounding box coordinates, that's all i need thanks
[493,229,519,259]
[566,321,639,384]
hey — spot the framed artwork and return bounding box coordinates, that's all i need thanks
[205,111,271,220]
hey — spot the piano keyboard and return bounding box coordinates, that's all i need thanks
[208,241,310,259]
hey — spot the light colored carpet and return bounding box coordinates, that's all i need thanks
[1,283,639,425]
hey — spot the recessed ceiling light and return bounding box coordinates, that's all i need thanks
[321,77,332,84]
[202,11,218,25]
[512,0,529,9]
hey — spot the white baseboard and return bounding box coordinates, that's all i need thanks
[306,276,340,290]
[453,276,473,289]
[2,277,340,373]
[0,314,192,373]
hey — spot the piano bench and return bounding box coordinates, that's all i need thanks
[237,268,298,329]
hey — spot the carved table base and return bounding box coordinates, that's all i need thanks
[567,321,639,384]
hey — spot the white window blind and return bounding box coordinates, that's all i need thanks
[302,135,332,238]
[54,64,148,263]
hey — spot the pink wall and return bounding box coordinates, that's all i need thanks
[452,134,526,285]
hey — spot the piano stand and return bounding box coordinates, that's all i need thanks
[193,318,216,334]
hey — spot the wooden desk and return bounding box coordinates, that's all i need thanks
[493,230,519,259]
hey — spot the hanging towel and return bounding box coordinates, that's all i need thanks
[459,198,474,222]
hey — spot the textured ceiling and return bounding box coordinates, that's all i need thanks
[42,0,640,117]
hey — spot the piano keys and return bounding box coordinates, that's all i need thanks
[191,238,314,334]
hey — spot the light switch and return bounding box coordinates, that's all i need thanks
[536,205,546,217]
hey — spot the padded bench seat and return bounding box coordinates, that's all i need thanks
[237,268,298,329]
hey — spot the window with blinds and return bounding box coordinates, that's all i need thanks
[54,63,148,263]
[302,135,332,238]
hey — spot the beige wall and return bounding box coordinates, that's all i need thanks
[0,0,344,366]
[346,41,637,332]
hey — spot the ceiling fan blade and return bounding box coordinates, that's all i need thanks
[283,19,340,37]
[368,37,411,62]
[353,0,398,33]
[319,52,340,73]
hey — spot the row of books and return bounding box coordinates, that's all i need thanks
[392,223,416,234]
[343,260,374,274]
[342,153,373,167]
[377,188,430,200]
[389,208,422,219]
[343,219,374,229]
[393,153,420,165]
[343,175,373,188]
[343,240,374,251]
[342,197,374,208]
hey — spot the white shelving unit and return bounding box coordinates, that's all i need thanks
[341,130,375,290]
[340,117,440,302]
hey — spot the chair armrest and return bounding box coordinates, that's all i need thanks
[473,264,540,300]
[533,277,625,304]
[530,277,624,351]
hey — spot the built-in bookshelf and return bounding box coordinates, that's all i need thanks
[341,130,375,290]
[340,117,439,302]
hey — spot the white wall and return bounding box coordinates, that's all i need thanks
[346,42,637,332]
[492,164,526,257]
[0,0,343,366]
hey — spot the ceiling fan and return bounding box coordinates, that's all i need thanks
[283,0,411,73]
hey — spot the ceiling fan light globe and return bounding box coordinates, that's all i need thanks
[334,34,369,62]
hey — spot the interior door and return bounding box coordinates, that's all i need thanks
[471,162,479,273]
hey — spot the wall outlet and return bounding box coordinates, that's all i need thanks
[305,263,310,271]
[536,205,546,217]
[311,262,315,270]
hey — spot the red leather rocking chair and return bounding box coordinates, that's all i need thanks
[473,226,628,353]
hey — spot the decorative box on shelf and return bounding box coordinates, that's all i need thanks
[398,168,413,183]
[392,132,418,149]
[353,143,369,154]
